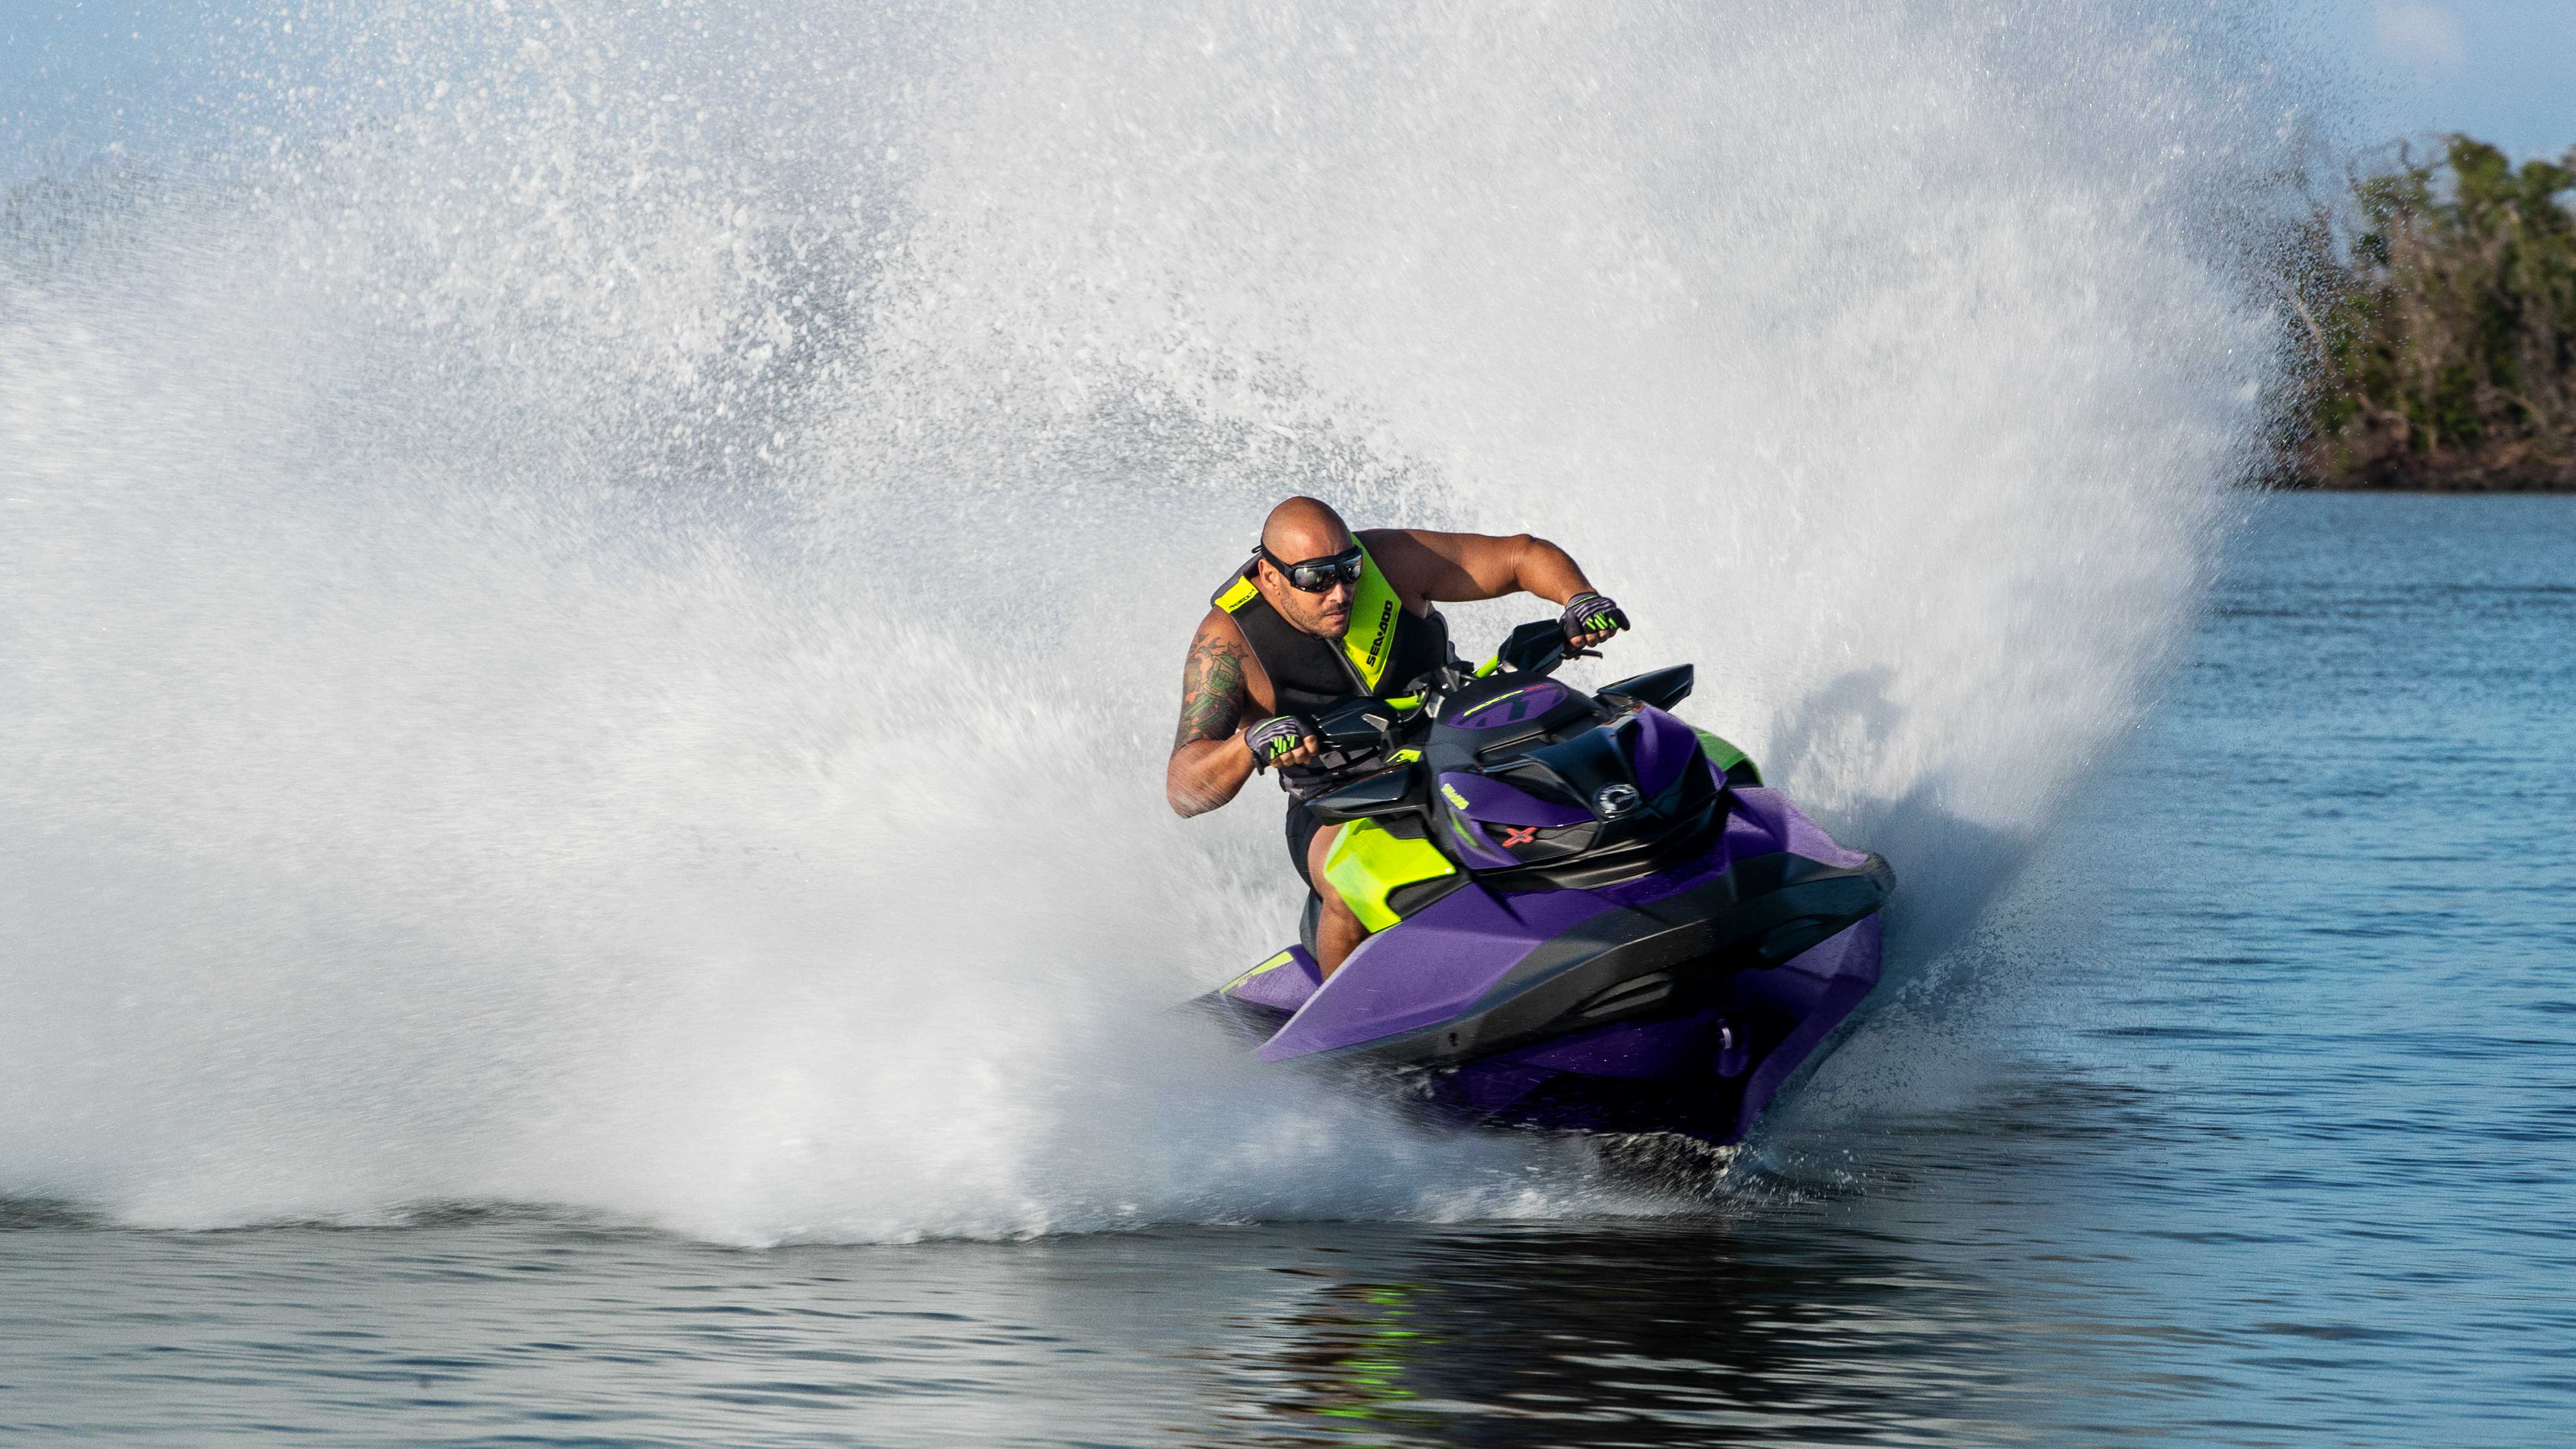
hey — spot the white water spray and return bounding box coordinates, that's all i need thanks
[2,1,2312,1239]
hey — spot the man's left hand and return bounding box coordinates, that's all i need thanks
[1560,592,1629,650]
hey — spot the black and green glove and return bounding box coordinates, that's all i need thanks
[1245,713,1319,771]
[1560,591,1629,641]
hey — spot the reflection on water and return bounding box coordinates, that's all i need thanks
[1197,1218,2018,1445]
[0,1204,2038,1446]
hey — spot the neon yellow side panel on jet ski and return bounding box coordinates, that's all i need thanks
[1323,819,1457,933]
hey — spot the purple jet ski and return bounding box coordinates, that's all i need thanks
[1199,619,1892,1146]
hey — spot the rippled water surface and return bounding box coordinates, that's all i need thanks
[4,493,2570,1445]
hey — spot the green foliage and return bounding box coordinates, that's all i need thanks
[2299,136,2576,489]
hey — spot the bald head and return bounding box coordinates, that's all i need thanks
[1260,496,1353,564]
[1252,496,1360,639]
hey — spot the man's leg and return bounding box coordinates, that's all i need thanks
[1304,823,1368,976]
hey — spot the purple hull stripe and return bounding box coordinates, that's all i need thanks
[1440,771,1593,828]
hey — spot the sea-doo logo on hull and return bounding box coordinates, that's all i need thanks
[1594,784,1642,818]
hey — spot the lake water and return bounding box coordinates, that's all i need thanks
[4,492,2571,1446]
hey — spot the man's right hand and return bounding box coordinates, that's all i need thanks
[1245,714,1321,772]
[1560,591,1629,650]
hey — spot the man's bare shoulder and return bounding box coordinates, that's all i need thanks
[1188,604,1255,653]
[1355,526,1438,555]
[1358,526,1511,607]
[1355,528,1432,599]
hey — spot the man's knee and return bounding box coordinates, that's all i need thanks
[1305,824,1357,918]
[1302,821,1369,972]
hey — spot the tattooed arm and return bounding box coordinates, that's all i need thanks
[1167,610,1310,816]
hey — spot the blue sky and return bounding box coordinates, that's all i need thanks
[4,1,2575,186]
[2323,0,2576,160]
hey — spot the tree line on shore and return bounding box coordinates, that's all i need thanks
[2292,135,2576,491]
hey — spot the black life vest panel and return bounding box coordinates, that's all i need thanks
[1212,540,1452,794]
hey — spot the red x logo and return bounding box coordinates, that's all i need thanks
[1496,826,1541,848]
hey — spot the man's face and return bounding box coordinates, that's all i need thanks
[1258,549,1358,639]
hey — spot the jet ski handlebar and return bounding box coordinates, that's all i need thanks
[1381,619,1589,711]
[1297,619,1597,822]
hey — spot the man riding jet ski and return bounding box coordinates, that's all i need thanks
[1167,496,1632,974]
[1169,498,1893,1145]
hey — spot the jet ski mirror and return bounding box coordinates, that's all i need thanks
[1495,619,1574,675]
[1599,663,1694,712]
[1305,762,1423,825]
[1311,695,1399,750]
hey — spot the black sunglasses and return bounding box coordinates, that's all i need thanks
[1258,544,1365,593]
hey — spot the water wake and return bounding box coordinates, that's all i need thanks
[3,0,2312,1240]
